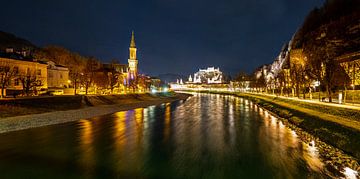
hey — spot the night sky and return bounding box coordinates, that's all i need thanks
[0,0,324,76]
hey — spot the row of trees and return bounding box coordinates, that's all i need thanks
[288,0,359,102]
[0,45,150,98]
[35,46,150,95]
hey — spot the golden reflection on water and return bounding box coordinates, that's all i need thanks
[111,108,145,174]
[135,108,144,124]
[211,96,226,159]
[78,119,95,175]
[164,103,171,142]
[228,97,236,146]
[114,111,127,148]
[257,102,324,176]
[79,93,326,177]
[134,108,144,145]
[259,109,299,178]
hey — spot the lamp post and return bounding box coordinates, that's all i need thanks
[351,84,355,104]
[315,81,320,101]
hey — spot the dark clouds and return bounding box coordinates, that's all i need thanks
[0,0,324,76]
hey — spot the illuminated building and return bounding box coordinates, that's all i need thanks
[188,75,192,82]
[337,51,360,87]
[0,53,73,96]
[188,67,223,84]
[47,61,69,89]
[128,31,138,80]
[101,31,142,93]
[0,54,48,96]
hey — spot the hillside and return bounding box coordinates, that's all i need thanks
[0,31,37,52]
[292,0,360,55]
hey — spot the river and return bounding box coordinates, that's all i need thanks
[0,93,330,178]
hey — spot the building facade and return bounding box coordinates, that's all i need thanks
[47,61,69,89]
[188,67,223,84]
[0,53,73,96]
[337,51,360,87]
[0,56,48,95]
[128,31,138,80]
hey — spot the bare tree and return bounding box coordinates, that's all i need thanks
[117,73,127,93]
[290,58,306,98]
[0,62,17,98]
[107,60,120,94]
[93,71,109,94]
[34,46,72,65]
[255,73,266,93]
[19,69,43,96]
[276,70,287,96]
[81,57,99,95]
[304,27,350,102]
[69,53,86,95]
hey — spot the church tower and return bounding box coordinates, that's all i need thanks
[128,31,138,79]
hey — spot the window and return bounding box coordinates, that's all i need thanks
[37,69,41,76]
[48,72,53,78]
[60,74,63,79]
[14,79,20,86]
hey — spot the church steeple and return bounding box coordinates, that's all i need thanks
[129,31,137,60]
[130,31,136,48]
[128,31,138,79]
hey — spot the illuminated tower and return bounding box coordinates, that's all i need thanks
[128,31,138,79]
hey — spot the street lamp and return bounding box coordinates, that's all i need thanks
[351,84,355,104]
[314,81,320,101]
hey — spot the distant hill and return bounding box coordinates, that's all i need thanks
[0,31,37,52]
[157,73,187,84]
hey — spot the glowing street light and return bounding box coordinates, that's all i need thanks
[163,87,169,92]
[314,81,321,101]
[351,83,355,89]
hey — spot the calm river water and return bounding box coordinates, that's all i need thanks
[0,93,329,178]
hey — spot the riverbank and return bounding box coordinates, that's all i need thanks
[0,93,191,133]
[181,90,360,176]
[237,93,360,156]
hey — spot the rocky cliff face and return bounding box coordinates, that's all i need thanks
[291,0,360,55]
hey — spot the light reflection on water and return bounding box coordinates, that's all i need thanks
[78,119,95,177]
[0,93,331,178]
